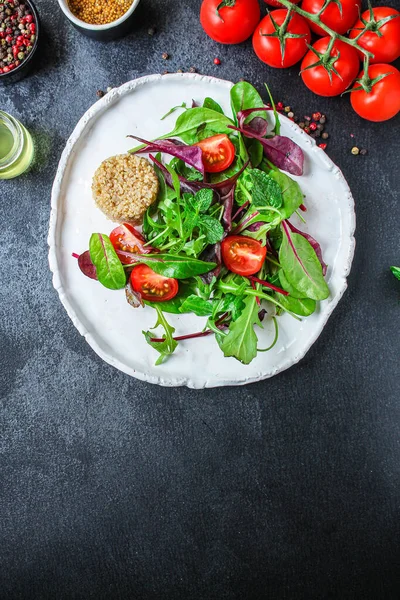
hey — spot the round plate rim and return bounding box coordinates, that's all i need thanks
[48,73,356,388]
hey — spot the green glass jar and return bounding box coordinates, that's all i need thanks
[0,111,34,180]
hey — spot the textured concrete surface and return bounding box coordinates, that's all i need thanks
[0,1,399,598]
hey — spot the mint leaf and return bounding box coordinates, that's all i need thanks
[198,215,224,244]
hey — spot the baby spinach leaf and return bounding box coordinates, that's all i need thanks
[179,295,214,317]
[230,81,265,122]
[279,270,308,299]
[203,97,224,114]
[167,107,234,144]
[274,293,316,317]
[248,139,264,168]
[126,253,216,279]
[89,234,126,290]
[143,306,178,365]
[279,222,329,301]
[218,295,261,364]
[390,266,400,281]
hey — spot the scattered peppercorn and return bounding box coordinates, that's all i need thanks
[319,116,326,124]
[284,106,291,113]
[0,0,37,75]
[162,70,169,75]
[312,112,321,121]
[147,27,156,36]
[360,148,368,156]
[318,143,327,150]
[351,146,360,155]
[309,122,317,131]
[68,0,133,25]
[304,115,311,121]
[106,86,113,93]
[214,57,221,65]
[96,89,105,98]
[176,68,183,73]
[287,111,294,118]
[189,66,196,73]
[317,123,324,131]
[298,122,305,129]
[276,102,284,111]
[304,126,310,134]
[321,132,329,139]
[162,52,169,60]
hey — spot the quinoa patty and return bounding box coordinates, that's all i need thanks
[92,154,159,224]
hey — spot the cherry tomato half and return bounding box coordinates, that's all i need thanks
[195,134,236,174]
[349,7,400,64]
[221,235,267,276]
[301,37,360,97]
[301,0,360,36]
[110,223,148,254]
[350,64,400,122]
[130,264,179,302]
[253,9,311,68]
[200,0,260,44]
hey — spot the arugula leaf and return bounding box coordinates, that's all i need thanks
[179,295,214,316]
[89,234,126,290]
[390,266,400,281]
[218,295,261,364]
[203,97,224,114]
[161,102,187,120]
[212,293,245,321]
[198,215,224,244]
[279,222,330,301]
[143,306,178,365]
[170,158,203,182]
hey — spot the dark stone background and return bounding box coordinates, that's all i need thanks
[1,1,399,598]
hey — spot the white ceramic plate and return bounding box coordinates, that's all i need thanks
[48,74,355,388]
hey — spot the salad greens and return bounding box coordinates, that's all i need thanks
[79,82,330,365]
[390,266,400,281]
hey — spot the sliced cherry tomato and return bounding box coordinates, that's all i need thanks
[221,235,267,276]
[301,0,360,36]
[301,37,360,97]
[349,7,400,64]
[253,9,311,68]
[200,0,260,45]
[195,134,235,174]
[110,223,148,254]
[350,64,400,122]
[130,264,179,302]
[264,0,300,7]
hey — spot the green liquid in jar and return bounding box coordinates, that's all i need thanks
[0,122,14,159]
[0,112,35,180]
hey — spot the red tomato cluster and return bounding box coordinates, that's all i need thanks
[199,0,400,121]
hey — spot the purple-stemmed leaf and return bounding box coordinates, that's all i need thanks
[77,251,97,280]
[220,185,235,232]
[229,125,304,176]
[237,107,271,137]
[200,243,222,284]
[128,136,205,175]
[286,221,327,276]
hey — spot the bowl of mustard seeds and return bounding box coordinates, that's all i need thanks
[58,0,141,40]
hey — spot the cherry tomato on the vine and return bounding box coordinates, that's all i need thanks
[301,37,360,97]
[253,9,311,68]
[130,265,179,302]
[200,0,260,45]
[195,134,235,173]
[349,7,400,64]
[264,0,300,7]
[350,64,400,122]
[221,235,267,276]
[301,0,360,36]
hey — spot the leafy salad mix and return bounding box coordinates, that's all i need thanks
[76,82,330,365]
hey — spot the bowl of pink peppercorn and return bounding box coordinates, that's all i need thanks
[0,0,40,84]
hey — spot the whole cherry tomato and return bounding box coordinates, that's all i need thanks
[200,0,260,44]
[253,9,311,68]
[350,64,400,122]
[301,37,360,96]
[349,7,400,64]
[301,0,360,36]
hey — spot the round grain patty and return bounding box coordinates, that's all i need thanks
[92,154,159,224]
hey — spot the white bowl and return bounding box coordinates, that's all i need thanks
[57,0,141,39]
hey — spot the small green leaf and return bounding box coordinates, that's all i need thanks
[143,306,178,365]
[218,295,261,364]
[274,293,316,317]
[251,169,283,209]
[130,253,216,279]
[203,97,224,114]
[390,266,400,281]
[179,295,214,316]
[198,215,224,244]
[194,188,214,212]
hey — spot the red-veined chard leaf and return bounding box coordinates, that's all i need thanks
[128,136,205,176]
[286,220,327,276]
[89,234,126,290]
[77,250,97,280]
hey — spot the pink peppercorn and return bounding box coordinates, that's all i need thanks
[214,57,221,65]
[309,122,317,131]
[318,143,327,150]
